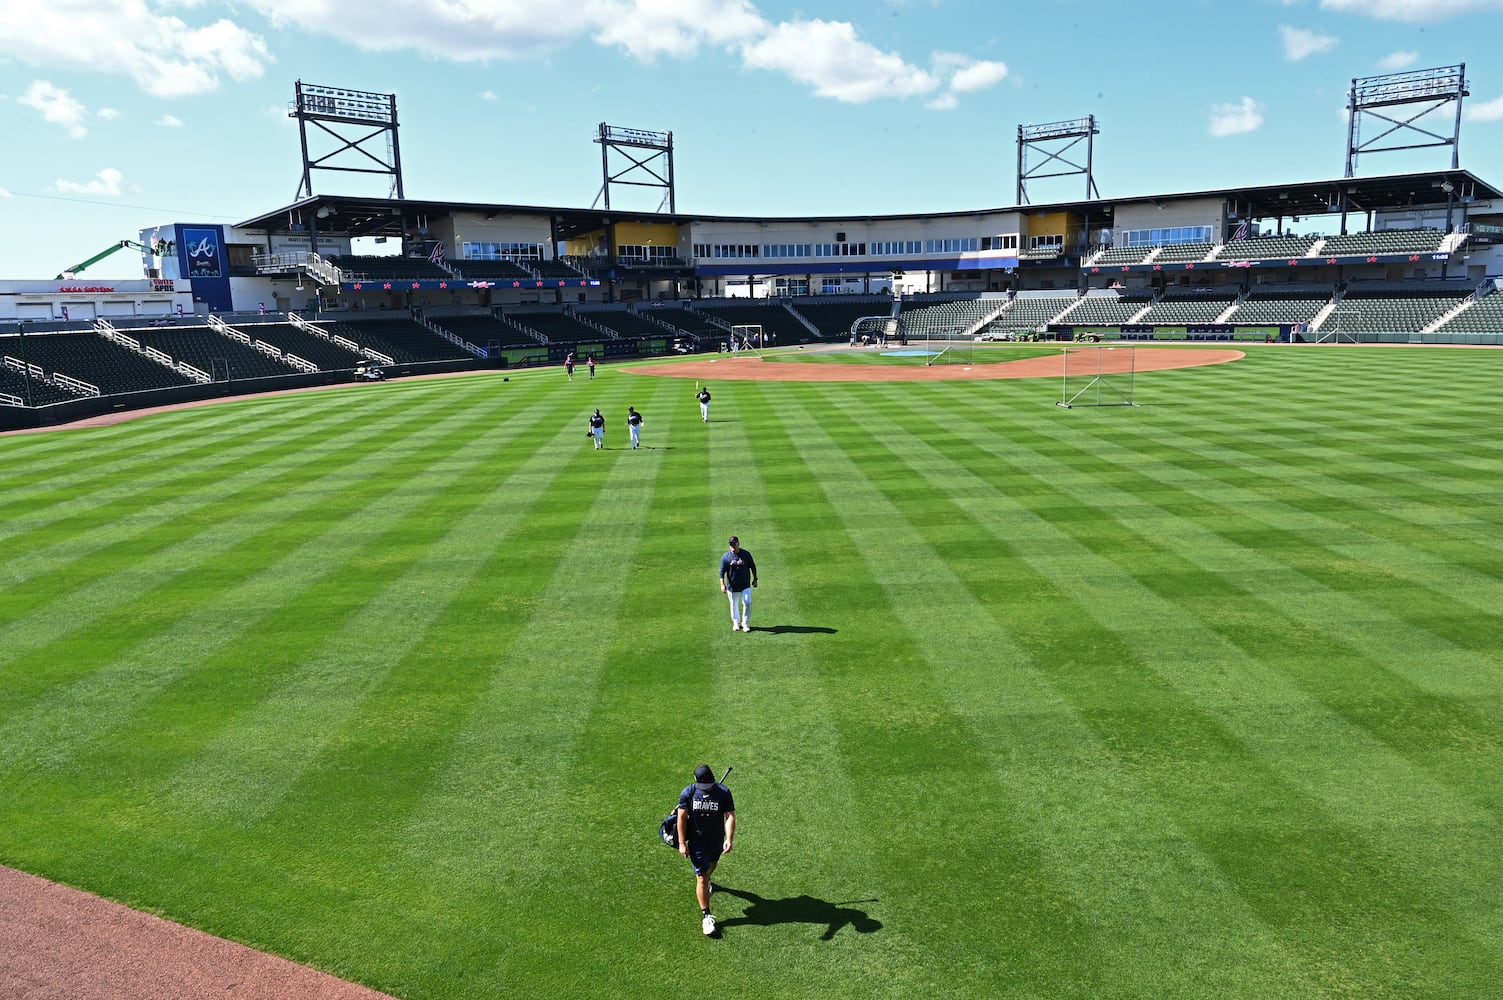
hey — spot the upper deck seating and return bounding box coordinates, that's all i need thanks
[1152,242,1216,263]
[328,255,452,281]
[449,260,535,281]
[1093,245,1152,265]
[1214,234,1318,260]
[1317,228,1444,256]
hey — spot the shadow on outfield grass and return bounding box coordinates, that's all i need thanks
[756,625,838,635]
[712,885,881,940]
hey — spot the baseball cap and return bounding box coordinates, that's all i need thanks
[694,764,715,783]
[728,536,739,547]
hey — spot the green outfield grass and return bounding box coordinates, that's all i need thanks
[2,345,1500,999]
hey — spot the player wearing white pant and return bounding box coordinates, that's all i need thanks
[627,406,643,449]
[718,535,758,632]
[696,387,711,423]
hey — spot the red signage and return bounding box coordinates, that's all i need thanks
[57,285,116,293]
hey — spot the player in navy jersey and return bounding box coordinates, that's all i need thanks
[677,764,736,936]
[719,535,758,632]
[588,409,605,450]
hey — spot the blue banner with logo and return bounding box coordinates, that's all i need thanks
[175,224,233,312]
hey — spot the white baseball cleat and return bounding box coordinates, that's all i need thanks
[702,913,717,936]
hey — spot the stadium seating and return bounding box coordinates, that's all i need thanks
[1316,228,1444,256]
[1433,288,1503,333]
[898,298,1008,338]
[1225,289,1331,325]
[449,260,535,281]
[322,318,475,362]
[1151,242,1216,263]
[1138,291,1237,324]
[642,307,727,340]
[502,309,610,345]
[429,314,538,349]
[1092,245,1152,265]
[1067,290,1154,325]
[132,325,302,379]
[993,293,1076,328]
[217,321,369,372]
[0,364,78,405]
[787,299,893,340]
[577,307,677,341]
[1214,234,1318,260]
[1315,286,1469,333]
[328,255,453,281]
[532,260,586,280]
[694,301,815,345]
[13,331,195,395]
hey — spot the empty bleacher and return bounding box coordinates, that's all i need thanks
[899,297,1008,337]
[216,321,367,372]
[1214,234,1318,260]
[329,255,453,281]
[1433,288,1503,334]
[502,308,609,345]
[0,362,79,405]
[1226,289,1331,325]
[132,325,301,380]
[644,307,727,340]
[694,301,814,344]
[1092,245,1152,265]
[14,331,194,395]
[1151,242,1216,263]
[429,313,538,349]
[449,260,536,281]
[1067,290,1154,325]
[577,307,676,341]
[532,260,586,280]
[788,299,892,340]
[1315,285,1470,333]
[323,317,475,362]
[1316,228,1444,256]
[994,293,1076,328]
[1138,291,1238,325]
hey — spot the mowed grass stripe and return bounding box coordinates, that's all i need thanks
[0,383,518,778]
[852,382,1501,992]
[752,384,1141,998]
[788,381,1325,998]
[869,384,1503,943]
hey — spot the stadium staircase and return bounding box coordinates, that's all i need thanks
[96,318,213,384]
[210,315,317,373]
[414,312,487,358]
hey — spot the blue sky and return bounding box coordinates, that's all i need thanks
[1,0,1500,280]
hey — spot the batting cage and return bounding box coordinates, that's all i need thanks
[1056,345,1138,408]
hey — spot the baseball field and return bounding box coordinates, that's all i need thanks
[1,343,1500,998]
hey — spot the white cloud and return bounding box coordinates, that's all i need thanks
[0,2,270,97]
[590,0,768,61]
[156,114,184,127]
[937,54,1008,93]
[1280,25,1338,60]
[1208,97,1265,137]
[247,0,582,60]
[741,19,937,103]
[479,90,498,101]
[18,81,89,137]
[1377,50,1418,70]
[97,107,120,120]
[1319,0,1503,20]
[0,187,12,198]
[926,92,958,111]
[1465,95,1503,122]
[52,167,129,196]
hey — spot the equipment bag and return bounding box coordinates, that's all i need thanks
[659,810,680,848]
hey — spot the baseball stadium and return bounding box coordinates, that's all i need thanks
[3,64,1502,999]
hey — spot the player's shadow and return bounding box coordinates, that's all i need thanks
[713,885,881,940]
[759,625,838,635]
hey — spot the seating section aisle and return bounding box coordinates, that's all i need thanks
[329,255,452,281]
[787,300,892,340]
[0,364,78,405]
[1316,287,1469,333]
[323,318,475,363]
[694,302,812,344]
[449,261,535,281]
[133,326,298,380]
[1434,290,1503,333]
[1227,289,1331,325]
[15,331,194,394]
[646,307,725,340]
[532,261,585,279]
[218,322,366,371]
[995,294,1076,328]
[1138,292,1237,325]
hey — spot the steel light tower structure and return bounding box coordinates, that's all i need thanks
[1017,116,1100,205]
[289,80,405,201]
[592,123,676,212]
[1341,64,1469,234]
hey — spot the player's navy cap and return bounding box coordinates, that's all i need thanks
[694,764,715,783]
[728,536,739,547]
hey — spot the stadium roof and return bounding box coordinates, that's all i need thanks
[235,168,1501,241]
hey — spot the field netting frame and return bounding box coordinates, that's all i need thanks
[1056,345,1138,408]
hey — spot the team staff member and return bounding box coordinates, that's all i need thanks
[718,535,758,632]
[677,764,736,936]
[696,386,711,423]
[588,408,605,449]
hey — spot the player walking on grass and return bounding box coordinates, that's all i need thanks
[627,406,643,449]
[719,535,757,632]
[678,764,735,936]
[696,386,711,423]
[588,408,605,449]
